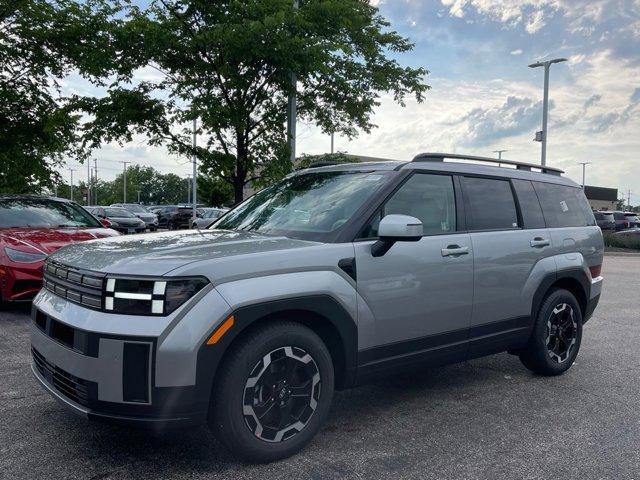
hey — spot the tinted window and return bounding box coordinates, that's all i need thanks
[104,208,135,218]
[463,177,518,230]
[513,179,546,229]
[533,182,596,228]
[361,173,456,238]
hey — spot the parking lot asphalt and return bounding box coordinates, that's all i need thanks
[1,255,639,480]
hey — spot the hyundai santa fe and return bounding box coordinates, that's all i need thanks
[30,153,603,462]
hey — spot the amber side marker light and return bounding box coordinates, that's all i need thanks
[207,315,235,345]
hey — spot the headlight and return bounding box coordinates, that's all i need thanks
[4,247,47,263]
[104,276,208,315]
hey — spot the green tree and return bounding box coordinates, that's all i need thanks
[78,0,428,203]
[0,0,124,193]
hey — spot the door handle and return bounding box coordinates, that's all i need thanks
[441,245,469,257]
[530,237,550,248]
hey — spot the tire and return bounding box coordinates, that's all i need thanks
[210,321,335,463]
[519,288,583,376]
[168,221,175,230]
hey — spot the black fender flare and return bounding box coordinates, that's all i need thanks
[531,268,591,322]
[194,294,358,411]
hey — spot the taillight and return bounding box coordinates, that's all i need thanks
[101,219,112,228]
[624,221,630,228]
[589,265,602,278]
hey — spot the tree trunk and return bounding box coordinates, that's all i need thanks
[233,174,244,204]
[234,132,248,204]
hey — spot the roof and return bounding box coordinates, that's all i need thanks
[584,185,618,202]
[296,154,577,187]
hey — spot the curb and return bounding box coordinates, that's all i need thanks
[604,251,640,257]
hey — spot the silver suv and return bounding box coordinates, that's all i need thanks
[31,153,603,462]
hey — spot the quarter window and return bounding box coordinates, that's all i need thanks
[360,173,456,238]
[533,182,596,228]
[463,177,519,230]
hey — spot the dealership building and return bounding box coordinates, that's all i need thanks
[584,185,618,211]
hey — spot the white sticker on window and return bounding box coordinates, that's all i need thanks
[560,200,569,212]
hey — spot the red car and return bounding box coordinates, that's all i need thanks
[0,195,120,303]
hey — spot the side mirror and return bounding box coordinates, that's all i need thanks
[371,214,422,257]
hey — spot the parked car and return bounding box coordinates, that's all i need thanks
[192,207,228,229]
[614,227,640,238]
[0,195,119,302]
[88,206,146,234]
[593,211,616,231]
[623,212,640,228]
[111,203,159,231]
[613,211,634,231]
[155,205,193,229]
[31,153,603,462]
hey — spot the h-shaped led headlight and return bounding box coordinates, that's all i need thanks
[104,277,208,315]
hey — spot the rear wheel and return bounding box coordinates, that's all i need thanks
[210,322,334,463]
[519,288,583,376]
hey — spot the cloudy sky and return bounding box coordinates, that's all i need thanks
[62,0,640,203]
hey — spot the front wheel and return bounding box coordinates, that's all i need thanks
[519,288,583,376]
[210,322,334,463]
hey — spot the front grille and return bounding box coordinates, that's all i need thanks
[43,261,104,310]
[32,347,92,407]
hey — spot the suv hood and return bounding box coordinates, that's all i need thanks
[48,229,318,275]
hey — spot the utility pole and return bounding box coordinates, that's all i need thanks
[577,162,590,189]
[287,0,299,165]
[68,168,76,202]
[628,190,632,210]
[192,118,197,223]
[120,161,129,203]
[330,132,335,154]
[86,161,91,205]
[493,150,508,160]
[529,58,567,166]
[93,159,98,205]
[187,174,192,204]
[137,190,141,204]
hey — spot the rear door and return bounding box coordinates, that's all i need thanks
[354,172,474,373]
[461,176,550,358]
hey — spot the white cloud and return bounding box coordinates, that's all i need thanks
[298,49,640,194]
[439,0,638,36]
[510,48,523,55]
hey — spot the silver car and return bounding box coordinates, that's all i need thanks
[192,207,228,229]
[111,203,159,231]
[31,153,603,462]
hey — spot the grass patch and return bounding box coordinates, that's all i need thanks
[603,232,640,251]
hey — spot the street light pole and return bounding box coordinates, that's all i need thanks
[493,150,508,160]
[529,58,567,166]
[86,160,91,206]
[192,118,197,224]
[287,0,299,165]
[578,162,590,189]
[330,132,334,154]
[120,161,129,203]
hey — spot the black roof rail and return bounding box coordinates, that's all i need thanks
[412,152,564,176]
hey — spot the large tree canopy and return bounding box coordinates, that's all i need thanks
[0,0,122,193]
[79,0,429,202]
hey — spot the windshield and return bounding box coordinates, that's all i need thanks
[212,171,389,240]
[124,204,148,213]
[0,198,102,228]
[104,208,135,218]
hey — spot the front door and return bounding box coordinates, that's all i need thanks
[354,172,474,375]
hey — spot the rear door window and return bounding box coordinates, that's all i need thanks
[533,182,596,228]
[462,177,519,231]
[512,179,546,229]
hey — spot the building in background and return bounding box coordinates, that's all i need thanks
[584,185,618,211]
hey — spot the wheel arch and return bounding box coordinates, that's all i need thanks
[532,269,590,321]
[195,295,358,418]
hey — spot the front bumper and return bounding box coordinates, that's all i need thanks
[30,284,232,429]
[0,259,44,302]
